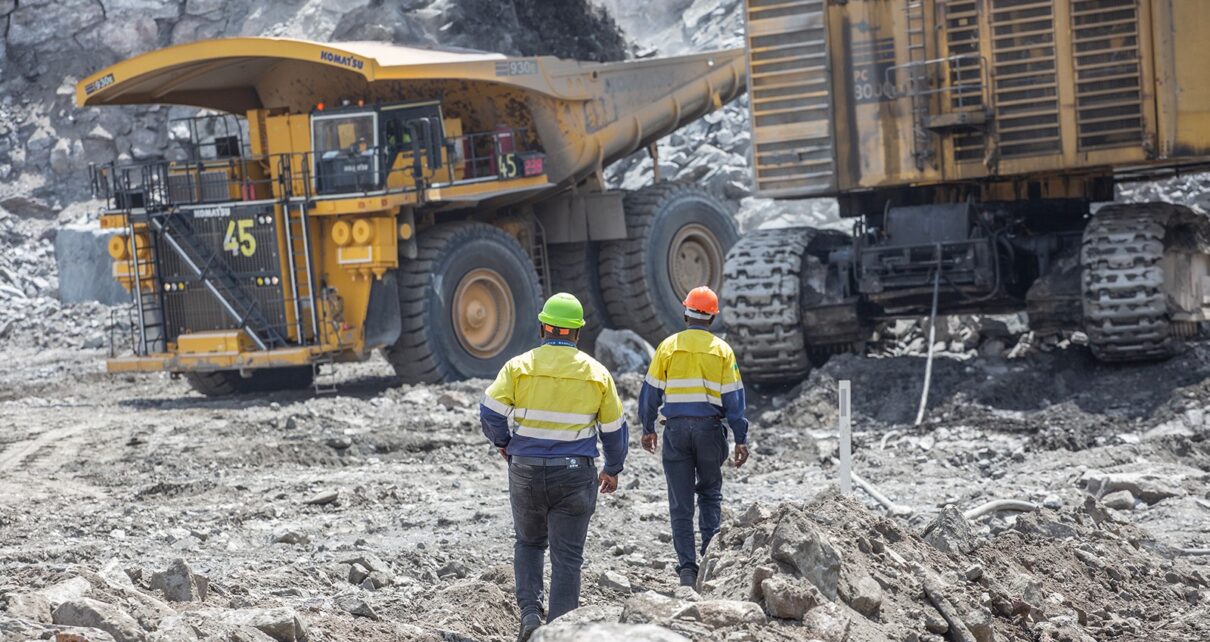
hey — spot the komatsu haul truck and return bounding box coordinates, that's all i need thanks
[77,38,744,395]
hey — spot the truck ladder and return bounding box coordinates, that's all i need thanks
[125,216,166,355]
[530,218,552,298]
[278,156,322,347]
[280,201,320,345]
[145,210,287,351]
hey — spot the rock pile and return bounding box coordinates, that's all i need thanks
[537,490,1209,641]
[0,204,128,350]
[0,559,312,641]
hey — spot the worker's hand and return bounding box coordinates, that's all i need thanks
[733,444,749,468]
[498,447,509,462]
[641,432,658,454]
[599,472,618,494]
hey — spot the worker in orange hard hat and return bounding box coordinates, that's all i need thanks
[638,285,750,588]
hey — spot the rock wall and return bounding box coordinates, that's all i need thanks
[0,0,624,215]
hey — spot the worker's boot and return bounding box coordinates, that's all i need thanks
[678,567,697,588]
[516,613,541,642]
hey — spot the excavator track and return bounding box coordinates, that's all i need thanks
[721,228,819,384]
[1081,203,1190,362]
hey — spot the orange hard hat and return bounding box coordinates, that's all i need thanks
[683,286,720,316]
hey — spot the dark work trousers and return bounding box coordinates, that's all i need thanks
[509,461,599,622]
[662,416,727,573]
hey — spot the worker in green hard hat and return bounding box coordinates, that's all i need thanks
[480,292,629,642]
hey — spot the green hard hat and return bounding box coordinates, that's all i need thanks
[538,292,586,329]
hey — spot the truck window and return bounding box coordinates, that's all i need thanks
[313,113,377,159]
[312,112,380,194]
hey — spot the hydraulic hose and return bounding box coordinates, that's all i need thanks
[914,247,943,426]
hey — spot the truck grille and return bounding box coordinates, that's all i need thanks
[990,0,1062,158]
[1071,0,1143,150]
[155,205,287,342]
[744,0,835,197]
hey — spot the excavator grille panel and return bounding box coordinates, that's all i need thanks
[1072,0,1143,150]
[744,0,835,197]
[990,0,1062,158]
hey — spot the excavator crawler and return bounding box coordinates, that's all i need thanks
[76,38,744,395]
[725,0,1210,383]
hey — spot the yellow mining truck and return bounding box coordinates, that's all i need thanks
[725,0,1210,382]
[77,38,744,395]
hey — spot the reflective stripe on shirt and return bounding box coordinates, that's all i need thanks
[666,392,723,406]
[598,416,624,433]
[515,424,599,441]
[481,395,513,416]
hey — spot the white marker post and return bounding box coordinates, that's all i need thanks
[838,379,852,495]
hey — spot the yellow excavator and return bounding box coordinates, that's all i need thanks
[76,38,744,395]
[725,0,1210,383]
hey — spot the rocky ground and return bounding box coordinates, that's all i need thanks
[0,337,1207,641]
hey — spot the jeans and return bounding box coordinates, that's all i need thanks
[509,461,598,622]
[662,416,727,573]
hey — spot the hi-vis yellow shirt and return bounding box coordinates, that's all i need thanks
[639,328,749,444]
[480,342,629,475]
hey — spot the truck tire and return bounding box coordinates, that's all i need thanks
[184,367,314,397]
[599,183,738,347]
[548,241,608,354]
[1081,203,1200,362]
[385,222,542,384]
[721,227,818,384]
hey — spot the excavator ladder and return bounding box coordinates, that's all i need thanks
[904,0,933,169]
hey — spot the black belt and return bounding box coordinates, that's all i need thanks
[510,455,593,467]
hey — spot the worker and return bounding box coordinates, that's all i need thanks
[480,292,629,642]
[638,286,749,588]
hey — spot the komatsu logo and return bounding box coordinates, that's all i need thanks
[320,51,365,70]
[194,206,232,219]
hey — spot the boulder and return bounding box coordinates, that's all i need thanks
[673,599,765,628]
[770,514,842,599]
[802,601,853,642]
[40,576,93,608]
[599,570,632,593]
[963,607,996,642]
[54,223,129,305]
[149,559,207,602]
[845,574,883,617]
[923,505,976,555]
[622,591,687,624]
[215,608,308,642]
[532,623,690,642]
[760,575,820,620]
[550,604,622,624]
[1101,490,1135,511]
[1083,471,1183,505]
[594,328,655,374]
[5,591,52,622]
[334,594,379,620]
[53,598,146,642]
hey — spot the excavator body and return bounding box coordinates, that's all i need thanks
[726,0,1210,382]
